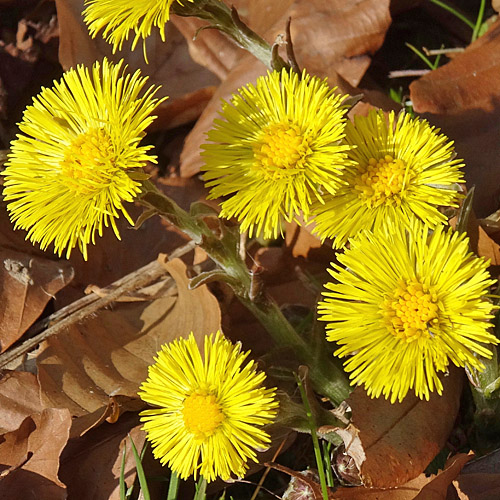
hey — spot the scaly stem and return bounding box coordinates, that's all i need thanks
[171,0,289,70]
[138,181,351,405]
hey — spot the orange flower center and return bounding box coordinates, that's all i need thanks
[354,155,409,207]
[382,278,440,342]
[182,392,225,440]
[60,128,116,195]
[253,122,312,179]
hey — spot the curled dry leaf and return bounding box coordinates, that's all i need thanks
[0,371,43,434]
[0,249,74,352]
[0,408,71,500]
[37,257,221,417]
[178,0,391,177]
[319,366,463,488]
[409,19,500,217]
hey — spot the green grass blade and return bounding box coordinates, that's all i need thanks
[405,43,436,70]
[120,443,127,500]
[322,441,335,487]
[472,0,486,41]
[128,434,151,500]
[294,372,329,500]
[428,0,475,30]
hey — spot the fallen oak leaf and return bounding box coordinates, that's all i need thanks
[69,395,146,439]
[410,19,500,115]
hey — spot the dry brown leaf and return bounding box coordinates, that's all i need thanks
[477,225,500,265]
[451,212,500,265]
[410,20,500,115]
[0,371,44,434]
[409,20,500,217]
[285,221,323,259]
[494,0,500,13]
[171,16,243,80]
[452,448,500,500]
[0,249,74,352]
[69,395,145,439]
[453,473,500,500]
[178,0,391,177]
[59,414,147,500]
[0,408,71,500]
[63,202,189,307]
[54,0,219,130]
[37,257,222,416]
[323,367,463,488]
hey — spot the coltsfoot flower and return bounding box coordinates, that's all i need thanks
[83,0,194,54]
[139,332,278,482]
[202,69,351,239]
[312,109,464,248]
[318,221,497,403]
[3,58,163,259]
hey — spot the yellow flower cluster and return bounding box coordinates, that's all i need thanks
[2,0,498,485]
[201,72,496,405]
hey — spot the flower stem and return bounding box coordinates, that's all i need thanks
[171,0,289,71]
[138,181,351,405]
[193,476,207,500]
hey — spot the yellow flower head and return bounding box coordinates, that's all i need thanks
[312,109,464,248]
[83,0,193,54]
[318,221,497,403]
[202,69,351,239]
[3,58,163,259]
[138,332,278,482]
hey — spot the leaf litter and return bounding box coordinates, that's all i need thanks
[0,0,500,498]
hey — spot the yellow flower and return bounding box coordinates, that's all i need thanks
[83,0,193,55]
[3,58,163,259]
[138,332,278,482]
[312,109,464,248]
[202,69,351,239]
[317,221,497,403]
